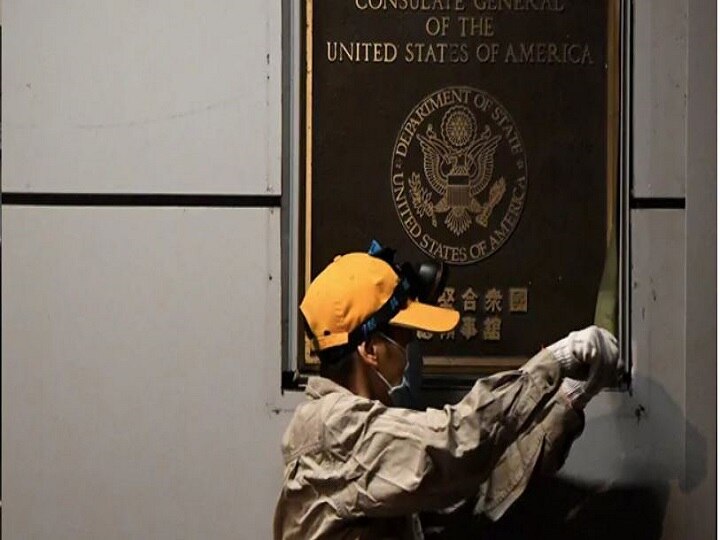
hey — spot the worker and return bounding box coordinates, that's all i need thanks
[274,246,622,539]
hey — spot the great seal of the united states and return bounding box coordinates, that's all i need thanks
[391,86,528,265]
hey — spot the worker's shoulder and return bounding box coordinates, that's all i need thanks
[280,385,376,462]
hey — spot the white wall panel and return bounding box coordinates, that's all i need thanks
[2,1,281,195]
[633,0,688,198]
[563,209,687,538]
[2,207,288,539]
[683,1,717,536]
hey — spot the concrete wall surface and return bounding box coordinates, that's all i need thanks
[2,207,297,539]
[1,0,715,539]
[2,0,281,194]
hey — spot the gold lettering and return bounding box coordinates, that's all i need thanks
[326,41,398,63]
[458,15,495,37]
[482,316,501,341]
[509,287,529,313]
[469,240,487,259]
[473,0,564,12]
[475,42,500,63]
[473,92,493,111]
[392,173,405,199]
[460,315,479,339]
[404,42,469,64]
[395,195,423,238]
[422,238,470,263]
[355,0,468,11]
[504,42,594,65]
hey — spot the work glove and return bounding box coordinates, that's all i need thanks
[548,326,622,409]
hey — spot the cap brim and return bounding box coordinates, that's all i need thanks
[389,300,460,333]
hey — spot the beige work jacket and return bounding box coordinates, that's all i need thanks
[274,350,583,539]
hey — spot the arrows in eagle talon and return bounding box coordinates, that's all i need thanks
[476,177,506,227]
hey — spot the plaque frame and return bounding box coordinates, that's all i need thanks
[290,0,630,380]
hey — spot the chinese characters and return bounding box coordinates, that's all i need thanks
[416,285,528,342]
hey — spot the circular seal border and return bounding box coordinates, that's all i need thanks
[390,86,529,266]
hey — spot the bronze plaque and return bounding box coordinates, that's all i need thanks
[301,0,619,372]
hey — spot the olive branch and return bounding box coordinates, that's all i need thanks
[409,172,437,227]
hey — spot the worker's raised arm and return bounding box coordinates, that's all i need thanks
[322,326,618,520]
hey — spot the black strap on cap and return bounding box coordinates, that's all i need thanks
[347,274,413,348]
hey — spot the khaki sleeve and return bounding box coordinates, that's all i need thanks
[324,349,566,519]
[473,392,585,521]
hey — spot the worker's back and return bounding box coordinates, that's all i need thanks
[273,377,419,539]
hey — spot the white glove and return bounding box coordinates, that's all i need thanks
[549,326,622,409]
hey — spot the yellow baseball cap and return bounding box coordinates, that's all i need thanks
[301,252,460,351]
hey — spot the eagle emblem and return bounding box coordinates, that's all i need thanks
[391,86,527,265]
[413,105,506,236]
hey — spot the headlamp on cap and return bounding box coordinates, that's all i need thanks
[367,239,448,306]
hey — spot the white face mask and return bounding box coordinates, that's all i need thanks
[374,332,416,408]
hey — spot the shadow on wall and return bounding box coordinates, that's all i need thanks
[421,375,707,539]
[561,375,706,492]
[424,477,668,540]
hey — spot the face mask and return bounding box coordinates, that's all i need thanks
[374,332,421,409]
